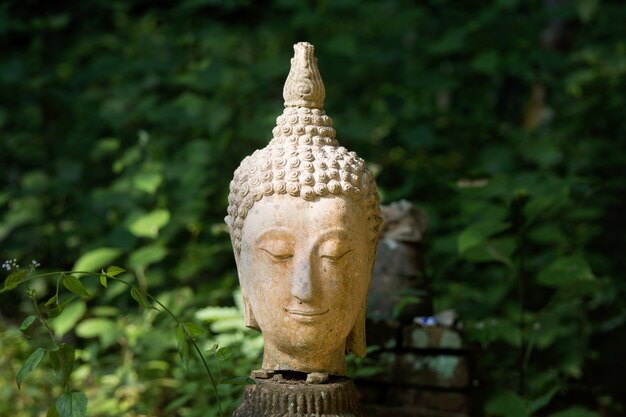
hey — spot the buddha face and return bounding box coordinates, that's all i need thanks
[236,194,373,374]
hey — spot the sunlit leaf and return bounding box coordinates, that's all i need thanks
[50,301,86,337]
[72,248,121,272]
[128,244,167,270]
[62,275,90,298]
[128,209,170,238]
[105,265,125,277]
[4,270,27,290]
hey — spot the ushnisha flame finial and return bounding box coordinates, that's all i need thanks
[283,42,326,109]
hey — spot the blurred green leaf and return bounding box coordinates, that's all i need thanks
[128,209,170,239]
[128,244,167,270]
[458,221,510,254]
[538,255,595,287]
[72,248,122,273]
[183,321,207,338]
[50,301,86,338]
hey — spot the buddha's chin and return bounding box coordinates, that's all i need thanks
[264,328,347,357]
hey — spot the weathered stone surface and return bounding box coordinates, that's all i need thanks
[225,41,382,376]
[306,372,329,384]
[251,369,275,379]
[361,404,468,417]
[403,326,464,350]
[369,201,431,322]
[233,376,362,417]
[358,352,469,388]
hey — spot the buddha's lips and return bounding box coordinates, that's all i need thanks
[285,308,329,317]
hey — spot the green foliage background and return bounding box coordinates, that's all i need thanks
[1,0,625,416]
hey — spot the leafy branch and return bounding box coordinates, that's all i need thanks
[1,265,223,417]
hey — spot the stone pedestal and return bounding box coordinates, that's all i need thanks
[233,374,363,417]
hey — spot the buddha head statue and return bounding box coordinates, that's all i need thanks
[226,42,383,376]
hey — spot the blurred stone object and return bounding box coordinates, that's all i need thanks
[368,200,431,322]
[358,201,471,417]
[226,42,382,416]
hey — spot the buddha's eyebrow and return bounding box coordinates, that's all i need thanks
[315,228,349,243]
[255,227,295,245]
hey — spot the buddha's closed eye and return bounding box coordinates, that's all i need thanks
[320,249,352,262]
[260,247,293,262]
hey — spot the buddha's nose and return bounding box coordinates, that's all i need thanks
[291,258,314,302]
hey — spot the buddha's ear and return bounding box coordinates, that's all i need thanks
[345,301,367,357]
[242,295,261,331]
[236,258,261,332]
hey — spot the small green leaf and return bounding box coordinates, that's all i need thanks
[183,321,207,338]
[106,266,125,277]
[538,255,595,287]
[176,324,190,368]
[16,347,46,389]
[56,391,87,417]
[130,287,153,309]
[4,270,28,290]
[49,344,75,387]
[458,221,510,254]
[46,404,60,417]
[63,275,90,298]
[45,294,58,307]
[99,274,107,288]
[216,347,232,362]
[461,237,516,268]
[20,315,37,333]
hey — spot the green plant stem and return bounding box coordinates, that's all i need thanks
[27,290,71,393]
[28,290,58,347]
[141,289,223,417]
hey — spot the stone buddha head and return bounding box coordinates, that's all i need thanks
[226,42,382,376]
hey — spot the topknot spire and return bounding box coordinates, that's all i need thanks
[283,42,326,109]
